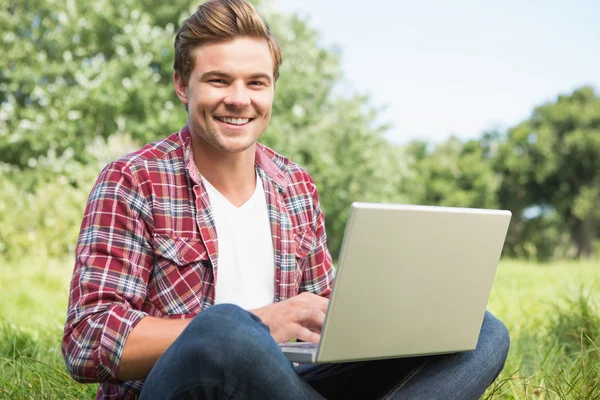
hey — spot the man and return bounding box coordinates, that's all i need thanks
[62,0,510,398]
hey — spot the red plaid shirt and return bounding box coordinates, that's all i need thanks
[62,126,335,399]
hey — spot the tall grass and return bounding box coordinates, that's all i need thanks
[484,261,600,399]
[0,257,599,399]
[0,321,97,399]
[0,256,98,398]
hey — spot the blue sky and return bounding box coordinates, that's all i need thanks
[275,0,600,144]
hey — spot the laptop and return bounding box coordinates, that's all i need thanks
[279,202,511,363]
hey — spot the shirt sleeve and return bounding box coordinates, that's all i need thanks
[299,173,336,298]
[62,162,154,383]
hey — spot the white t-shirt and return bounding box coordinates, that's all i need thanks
[201,173,275,310]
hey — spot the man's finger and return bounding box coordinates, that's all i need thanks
[298,309,326,329]
[295,326,321,344]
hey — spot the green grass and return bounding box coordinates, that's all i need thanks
[484,260,600,399]
[0,257,98,399]
[1,257,599,399]
[0,258,73,331]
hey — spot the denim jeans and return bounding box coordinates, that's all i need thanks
[140,304,510,400]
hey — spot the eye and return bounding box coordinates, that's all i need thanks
[209,79,227,84]
[249,81,266,86]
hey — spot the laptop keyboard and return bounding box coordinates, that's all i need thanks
[279,342,319,353]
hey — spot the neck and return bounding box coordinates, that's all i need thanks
[192,138,257,207]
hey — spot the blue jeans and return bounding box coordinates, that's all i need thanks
[140,304,509,400]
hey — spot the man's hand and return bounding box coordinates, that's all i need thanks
[250,292,329,344]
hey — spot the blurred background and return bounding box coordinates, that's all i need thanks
[0,0,599,398]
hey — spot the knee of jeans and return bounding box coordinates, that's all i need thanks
[180,304,275,369]
[480,311,510,369]
[186,303,259,332]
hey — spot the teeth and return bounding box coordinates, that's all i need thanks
[217,117,250,125]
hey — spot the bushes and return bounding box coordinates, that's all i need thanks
[0,166,90,261]
[0,133,138,261]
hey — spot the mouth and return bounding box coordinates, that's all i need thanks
[214,116,254,126]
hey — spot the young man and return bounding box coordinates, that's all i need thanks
[62,0,510,398]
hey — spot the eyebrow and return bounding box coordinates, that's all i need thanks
[200,70,272,84]
[248,73,273,84]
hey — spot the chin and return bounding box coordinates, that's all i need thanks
[215,138,257,154]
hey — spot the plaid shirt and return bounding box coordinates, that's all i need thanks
[62,126,335,399]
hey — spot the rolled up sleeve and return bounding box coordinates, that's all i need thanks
[62,162,154,383]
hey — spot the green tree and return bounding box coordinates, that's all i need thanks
[405,136,500,209]
[0,0,195,167]
[496,86,600,259]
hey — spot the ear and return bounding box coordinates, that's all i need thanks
[173,71,189,106]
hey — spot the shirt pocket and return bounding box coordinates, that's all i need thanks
[150,234,213,316]
[293,229,315,291]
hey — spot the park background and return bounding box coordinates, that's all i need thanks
[1,0,599,398]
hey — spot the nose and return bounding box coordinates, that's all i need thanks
[223,82,251,108]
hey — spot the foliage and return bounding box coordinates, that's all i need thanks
[402,86,600,261]
[495,86,600,259]
[405,136,500,209]
[0,0,196,167]
[0,133,139,261]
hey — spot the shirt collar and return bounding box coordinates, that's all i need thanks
[178,125,288,191]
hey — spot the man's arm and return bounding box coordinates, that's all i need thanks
[119,293,327,382]
[120,293,328,382]
[63,162,156,383]
[116,316,191,381]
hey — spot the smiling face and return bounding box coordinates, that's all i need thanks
[174,36,275,155]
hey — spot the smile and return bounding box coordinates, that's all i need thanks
[215,116,253,125]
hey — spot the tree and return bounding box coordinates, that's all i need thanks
[496,86,600,259]
[404,136,500,209]
[0,0,196,167]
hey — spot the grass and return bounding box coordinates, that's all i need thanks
[484,260,600,399]
[0,322,97,399]
[0,257,98,399]
[0,257,599,399]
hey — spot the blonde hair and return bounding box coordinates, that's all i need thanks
[174,0,283,83]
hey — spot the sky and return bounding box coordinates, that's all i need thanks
[275,0,600,144]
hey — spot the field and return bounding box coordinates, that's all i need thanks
[1,258,599,399]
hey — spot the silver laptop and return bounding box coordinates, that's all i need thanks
[280,202,511,363]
